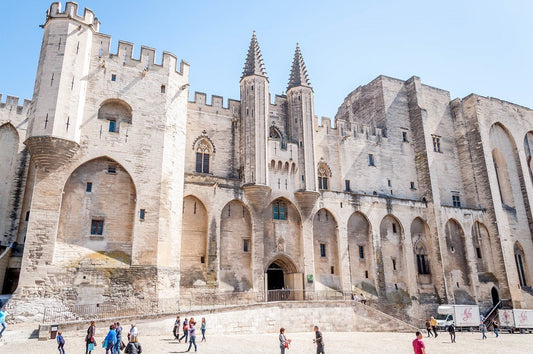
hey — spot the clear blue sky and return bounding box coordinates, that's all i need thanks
[0,0,531,118]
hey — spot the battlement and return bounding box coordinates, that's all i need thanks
[317,115,385,143]
[0,94,31,115]
[188,92,240,116]
[47,2,100,32]
[93,34,189,77]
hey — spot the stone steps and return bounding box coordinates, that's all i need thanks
[0,300,419,344]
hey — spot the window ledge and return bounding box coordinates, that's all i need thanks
[88,235,104,240]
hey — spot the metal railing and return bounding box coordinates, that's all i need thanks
[42,289,374,324]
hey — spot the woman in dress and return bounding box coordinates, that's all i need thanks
[85,321,96,354]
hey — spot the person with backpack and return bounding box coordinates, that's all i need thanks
[447,322,456,343]
[57,331,66,354]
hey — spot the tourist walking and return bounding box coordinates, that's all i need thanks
[448,322,456,343]
[429,316,438,337]
[124,335,142,354]
[412,331,426,354]
[104,324,117,354]
[56,331,66,354]
[480,322,487,339]
[186,318,197,352]
[313,325,325,354]
[279,328,291,354]
[424,319,433,337]
[128,324,138,342]
[85,321,96,354]
[493,320,499,338]
[115,321,123,353]
[180,318,189,343]
[0,306,7,339]
[360,293,367,305]
[200,318,206,342]
[173,316,181,341]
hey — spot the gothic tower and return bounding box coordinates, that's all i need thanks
[25,2,99,169]
[240,32,269,185]
[240,32,272,210]
[287,44,317,191]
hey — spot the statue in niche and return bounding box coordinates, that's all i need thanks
[277,237,285,252]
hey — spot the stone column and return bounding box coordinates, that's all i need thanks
[301,218,315,295]
[402,228,419,297]
[337,224,352,292]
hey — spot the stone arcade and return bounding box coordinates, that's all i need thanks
[0,2,533,321]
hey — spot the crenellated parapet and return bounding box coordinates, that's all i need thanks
[188,92,240,116]
[93,34,189,77]
[317,116,385,144]
[0,94,31,116]
[47,2,100,32]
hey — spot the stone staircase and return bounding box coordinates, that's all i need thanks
[0,300,418,345]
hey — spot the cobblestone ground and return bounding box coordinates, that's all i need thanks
[1,330,533,354]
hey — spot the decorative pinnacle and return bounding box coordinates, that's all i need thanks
[287,43,311,90]
[241,31,267,79]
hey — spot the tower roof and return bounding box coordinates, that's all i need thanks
[242,31,267,79]
[287,44,311,90]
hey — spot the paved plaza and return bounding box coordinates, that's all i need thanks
[1,329,532,353]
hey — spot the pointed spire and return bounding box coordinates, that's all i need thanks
[287,43,311,90]
[242,31,267,79]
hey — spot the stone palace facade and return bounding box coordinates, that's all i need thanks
[1,2,532,320]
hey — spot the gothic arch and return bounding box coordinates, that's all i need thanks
[444,218,471,290]
[379,214,408,295]
[220,199,253,291]
[192,131,216,153]
[193,136,214,174]
[347,211,375,291]
[264,254,298,274]
[56,156,136,265]
[492,148,514,207]
[472,221,492,273]
[269,125,283,140]
[523,131,533,186]
[317,162,331,190]
[514,241,529,287]
[265,197,303,277]
[411,217,431,281]
[98,99,132,128]
[180,195,208,287]
[313,208,340,289]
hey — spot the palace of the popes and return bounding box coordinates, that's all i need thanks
[0,2,532,322]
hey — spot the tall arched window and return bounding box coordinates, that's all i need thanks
[195,139,212,173]
[318,163,330,190]
[415,242,430,275]
[515,242,528,287]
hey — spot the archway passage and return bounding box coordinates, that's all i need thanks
[267,263,284,290]
[491,287,500,307]
[265,256,301,301]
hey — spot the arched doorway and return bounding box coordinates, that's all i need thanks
[267,263,284,290]
[491,287,500,307]
[265,256,300,301]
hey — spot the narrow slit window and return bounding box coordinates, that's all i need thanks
[359,245,365,259]
[243,239,250,253]
[86,182,92,192]
[109,120,117,133]
[111,74,117,81]
[140,209,146,220]
[368,154,375,166]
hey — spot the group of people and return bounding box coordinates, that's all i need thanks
[85,321,142,354]
[351,293,367,305]
[279,326,325,354]
[172,316,207,352]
